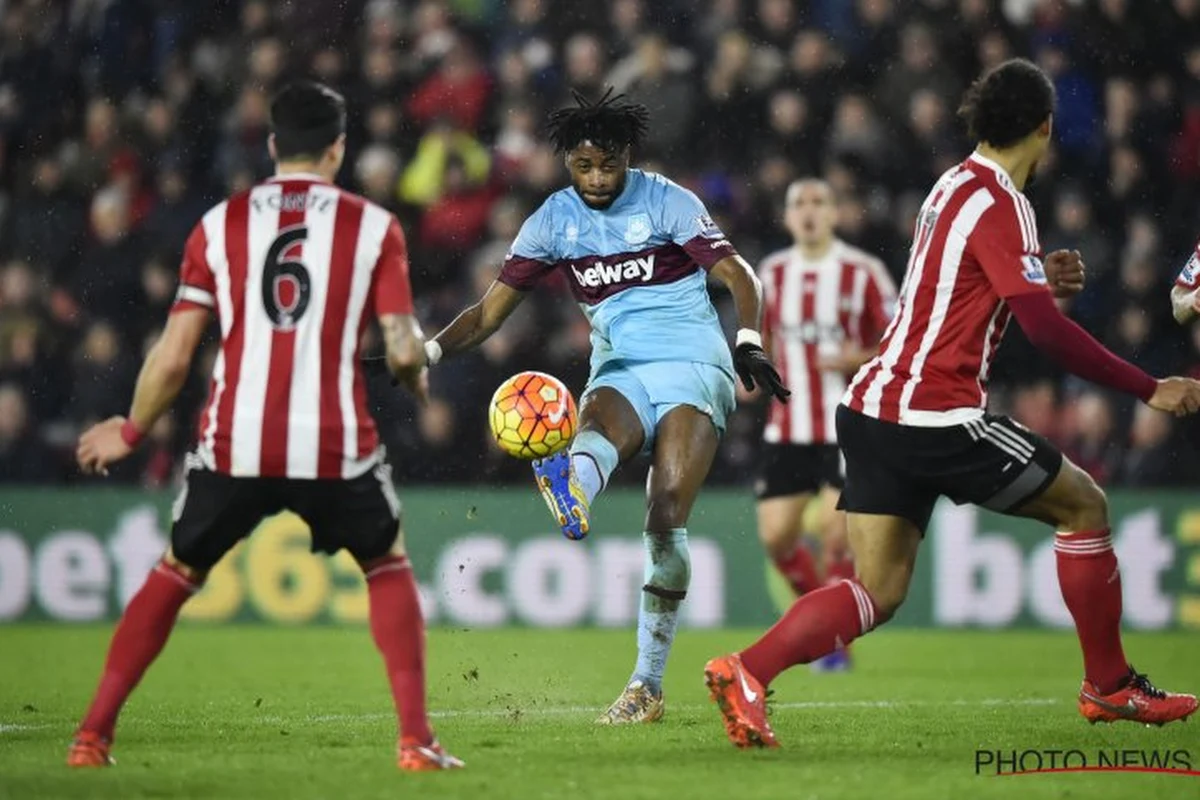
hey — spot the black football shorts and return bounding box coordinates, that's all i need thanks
[836,405,1062,534]
[170,453,401,571]
[755,443,845,500]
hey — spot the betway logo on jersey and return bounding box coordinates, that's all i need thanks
[571,255,655,287]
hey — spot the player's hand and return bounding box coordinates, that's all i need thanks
[734,343,790,402]
[1044,249,1085,299]
[77,416,133,476]
[1147,377,1200,417]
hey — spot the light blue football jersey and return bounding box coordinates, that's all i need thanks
[499,169,737,375]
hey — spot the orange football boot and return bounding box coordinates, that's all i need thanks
[1079,668,1197,726]
[704,654,779,749]
[66,731,114,767]
[398,737,465,771]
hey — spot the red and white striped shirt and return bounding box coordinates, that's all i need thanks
[760,240,895,444]
[171,174,414,479]
[844,152,1049,426]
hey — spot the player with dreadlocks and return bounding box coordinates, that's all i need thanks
[427,90,788,724]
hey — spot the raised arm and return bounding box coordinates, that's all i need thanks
[424,201,552,366]
[969,199,1200,416]
[427,280,526,363]
[1008,291,1200,415]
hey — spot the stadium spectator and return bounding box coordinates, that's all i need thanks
[0,382,57,482]
[0,0,1197,487]
[69,188,146,327]
[1117,403,1189,487]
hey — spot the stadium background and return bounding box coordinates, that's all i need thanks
[0,0,1198,632]
[1,7,1199,796]
[0,0,1198,488]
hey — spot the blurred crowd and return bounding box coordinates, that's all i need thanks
[0,0,1198,488]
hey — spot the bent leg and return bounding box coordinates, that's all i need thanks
[570,386,645,503]
[535,385,646,540]
[739,512,920,687]
[75,469,261,747]
[75,556,202,747]
[757,493,820,595]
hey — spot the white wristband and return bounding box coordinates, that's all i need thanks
[736,329,762,349]
[424,339,443,366]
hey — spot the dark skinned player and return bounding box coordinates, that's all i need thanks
[425,90,788,724]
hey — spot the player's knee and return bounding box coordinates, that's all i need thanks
[862,578,907,624]
[855,567,911,624]
[646,487,688,530]
[757,520,797,558]
[1058,467,1109,531]
[163,549,207,585]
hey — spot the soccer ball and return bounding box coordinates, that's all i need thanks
[488,371,578,459]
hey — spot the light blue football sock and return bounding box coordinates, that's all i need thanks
[569,430,619,505]
[631,528,690,695]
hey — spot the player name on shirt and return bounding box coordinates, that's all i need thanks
[250,190,335,213]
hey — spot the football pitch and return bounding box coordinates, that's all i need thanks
[1,626,1197,799]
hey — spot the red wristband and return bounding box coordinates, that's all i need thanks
[120,419,145,448]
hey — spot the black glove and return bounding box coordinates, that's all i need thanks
[734,343,790,402]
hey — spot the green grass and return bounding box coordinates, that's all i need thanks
[1,626,1197,799]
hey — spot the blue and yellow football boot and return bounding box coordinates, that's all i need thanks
[531,451,590,540]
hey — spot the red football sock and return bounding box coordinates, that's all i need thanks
[740,579,878,687]
[79,560,198,740]
[1055,529,1129,694]
[773,543,820,595]
[366,555,432,744]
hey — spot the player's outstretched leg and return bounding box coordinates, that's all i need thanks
[68,558,201,767]
[757,492,820,597]
[362,552,464,771]
[533,387,643,541]
[706,513,919,748]
[1013,460,1197,725]
[532,430,618,540]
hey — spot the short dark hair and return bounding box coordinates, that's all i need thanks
[545,87,649,155]
[958,59,1056,148]
[270,81,346,161]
